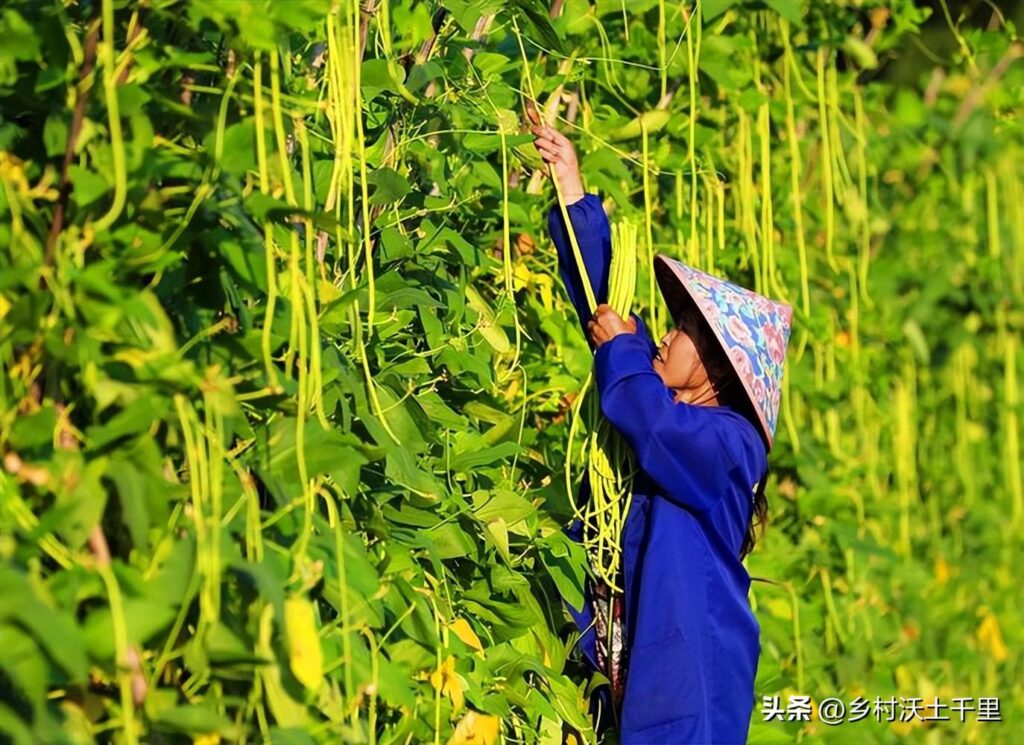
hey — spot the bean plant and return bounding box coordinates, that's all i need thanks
[1,1,1021,743]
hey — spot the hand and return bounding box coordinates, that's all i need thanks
[587,305,637,347]
[528,108,585,204]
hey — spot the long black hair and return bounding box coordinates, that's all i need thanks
[741,462,770,562]
[675,306,770,562]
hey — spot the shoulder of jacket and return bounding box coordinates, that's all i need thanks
[712,407,767,476]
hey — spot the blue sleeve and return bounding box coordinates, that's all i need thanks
[593,331,765,514]
[547,194,611,339]
[548,194,661,360]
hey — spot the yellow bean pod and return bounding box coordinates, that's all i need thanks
[569,220,640,593]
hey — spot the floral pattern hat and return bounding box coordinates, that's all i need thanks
[654,255,793,452]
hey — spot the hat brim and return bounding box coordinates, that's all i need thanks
[654,254,774,453]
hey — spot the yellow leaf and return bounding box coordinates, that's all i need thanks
[430,656,466,713]
[447,710,500,745]
[450,676,465,712]
[429,655,451,691]
[512,263,533,291]
[504,377,520,402]
[449,618,484,654]
[284,595,324,692]
[977,611,1009,662]
[934,555,950,585]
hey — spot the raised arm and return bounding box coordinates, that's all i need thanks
[593,331,766,515]
[548,194,612,337]
[530,119,611,338]
[532,120,659,357]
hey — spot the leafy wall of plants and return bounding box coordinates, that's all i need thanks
[1,0,1021,743]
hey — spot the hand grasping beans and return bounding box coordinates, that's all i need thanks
[587,304,637,347]
[528,107,586,204]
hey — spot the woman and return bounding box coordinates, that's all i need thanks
[533,121,793,744]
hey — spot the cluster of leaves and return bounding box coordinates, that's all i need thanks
[1,0,1022,743]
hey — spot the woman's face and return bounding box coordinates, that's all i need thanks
[653,326,709,393]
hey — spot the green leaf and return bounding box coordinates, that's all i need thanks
[545,673,592,733]
[702,0,739,21]
[107,455,153,552]
[87,397,166,451]
[384,446,445,500]
[463,401,506,425]
[560,0,593,35]
[485,518,510,562]
[368,167,411,205]
[382,503,437,528]
[146,533,197,605]
[268,728,317,745]
[242,191,287,224]
[764,0,803,25]
[115,84,151,117]
[43,116,68,158]
[450,441,520,471]
[50,455,108,548]
[369,383,429,452]
[219,234,267,291]
[406,61,443,94]
[444,0,503,33]
[463,131,502,154]
[255,417,373,505]
[187,1,279,50]
[8,404,56,454]
[748,722,799,744]
[82,596,177,661]
[473,490,536,525]
[69,165,109,209]
[511,0,565,55]
[415,391,467,429]
[0,625,47,718]
[439,345,494,389]
[700,35,753,91]
[230,554,289,609]
[540,534,587,611]
[0,11,40,69]
[214,119,257,175]
[420,521,475,560]
[473,52,512,79]
[315,530,380,601]
[379,226,413,261]
[0,567,88,681]
[361,59,396,101]
[151,705,243,738]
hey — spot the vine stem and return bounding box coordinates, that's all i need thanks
[45,16,100,264]
[89,527,139,745]
[93,0,127,233]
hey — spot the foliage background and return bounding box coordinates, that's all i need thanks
[1,0,1022,743]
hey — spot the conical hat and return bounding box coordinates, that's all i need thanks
[654,255,793,452]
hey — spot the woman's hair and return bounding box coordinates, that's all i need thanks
[676,306,770,561]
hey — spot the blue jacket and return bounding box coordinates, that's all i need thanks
[548,195,768,744]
